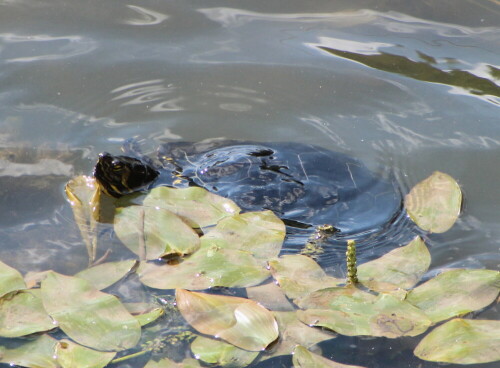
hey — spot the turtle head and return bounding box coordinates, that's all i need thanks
[94,152,159,197]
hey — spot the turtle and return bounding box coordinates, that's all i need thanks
[94,139,415,264]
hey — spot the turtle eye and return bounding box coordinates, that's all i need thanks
[112,163,123,171]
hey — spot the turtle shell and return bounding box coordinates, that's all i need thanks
[156,139,404,236]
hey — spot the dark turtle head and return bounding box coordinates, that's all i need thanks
[94,152,159,197]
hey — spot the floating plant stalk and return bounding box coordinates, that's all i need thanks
[346,240,358,284]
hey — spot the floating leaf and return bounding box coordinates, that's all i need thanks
[202,211,285,262]
[269,255,343,300]
[269,311,334,359]
[114,205,200,260]
[296,286,377,310]
[0,334,58,368]
[358,236,430,293]
[191,335,259,367]
[56,339,116,368]
[0,259,26,297]
[144,357,202,368]
[41,272,141,351]
[405,171,462,233]
[75,260,137,290]
[176,289,279,351]
[298,293,431,338]
[406,269,500,323]
[124,303,164,326]
[138,240,270,290]
[0,289,56,337]
[140,186,241,228]
[293,345,367,368]
[414,318,500,364]
[24,270,51,288]
[246,282,295,311]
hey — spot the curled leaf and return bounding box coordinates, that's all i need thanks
[405,171,462,233]
[176,289,279,351]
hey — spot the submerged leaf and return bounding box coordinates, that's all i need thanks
[414,318,500,364]
[75,260,136,290]
[0,289,56,337]
[176,289,279,351]
[298,292,431,338]
[114,205,200,260]
[41,272,141,351]
[405,171,462,233]
[406,269,500,323]
[269,255,343,300]
[0,334,58,368]
[56,339,116,368]
[0,259,26,297]
[358,236,430,293]
[293,345,367,368]
[140,186,241,228]
[191,335,259,367]
[124,303,164,326]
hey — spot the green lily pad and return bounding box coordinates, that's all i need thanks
[293,345,367,368]
[114,205,200,260]
[406,269,500,323]
[124,302,164,326]
[298,293,431,338]
[0,289,56,337]
[296,285,377,310]
[138,245,270,290]
[56,339,116,368]
[0,259,26,297]
[269,255,343,300]
[75,260,137,290]
[405,171,462,233]
[140,186,241,228]
[0,334,58,368]
[176,289,279,351]
[358,236,430,293]
[202,210,285,262]
[41,272,142,351]
[144,357,202,368]
[191,335,259,367]
[414,318,500,364]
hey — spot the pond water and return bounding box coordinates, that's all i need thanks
[0,0,499,367]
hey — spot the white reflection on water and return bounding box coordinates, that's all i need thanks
[124,5,169,26]
[0,33,96,63]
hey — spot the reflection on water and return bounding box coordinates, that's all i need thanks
[0,0,499,367]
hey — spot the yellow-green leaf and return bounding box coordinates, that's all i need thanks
[191,335,259,367]
[0,289,56,337]
[176,289,279,351]
[293,345,367,368]
[358,236,430,293]
[41,272,141,351]
[414,318,500,364]
[144,357,202,368]
[0,334,58,368]
[0,259,26,297]
[141,186,241,228]
[114,205,200,260]
[406,269,500,323]
[75,260,136,290]
[124,302,164,326]
[56,339,116,368]
[269,255,343,300]
[405,171,462,233]
[298,293,431,338]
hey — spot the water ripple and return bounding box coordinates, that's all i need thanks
[0,33,96,63]
[124,5,169,26]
